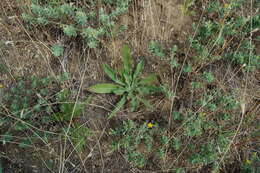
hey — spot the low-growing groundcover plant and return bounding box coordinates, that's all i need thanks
[0,76,91,153]
[110,120,186,170]
[188,0,259,70]
[21,0,132,48]
[110,120,161,167]
[87,45,161,118]
[0,76,55,148]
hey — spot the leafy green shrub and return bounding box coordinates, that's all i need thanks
[21,0,132,48]
[87,45,162,118]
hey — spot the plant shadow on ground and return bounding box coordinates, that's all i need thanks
[0,0,260,173]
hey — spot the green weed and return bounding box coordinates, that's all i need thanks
[110,120,165,167]
[0,76,54,147]
[53,89,93,153]
[87,45,161,118]
[0,76,91,153]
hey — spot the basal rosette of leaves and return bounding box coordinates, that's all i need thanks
[87,45,162,118]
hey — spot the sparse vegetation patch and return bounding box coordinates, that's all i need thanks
[0,0,259,172]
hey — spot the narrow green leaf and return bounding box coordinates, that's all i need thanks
[87,83,120,93]
[133,59,145,79]
[139,75,157,85]
[19,138,32,148]
[121,45,133,74]
[123,72,132,86]
[172,111,182,120]
[103,64,117,80]
[51,113,62,122]
[138,86,161,94]
[103,64,124,85]
[112,88,127,95]
[130,97,139,112]
[108,95,126,119]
